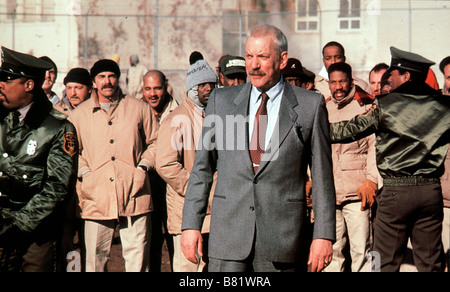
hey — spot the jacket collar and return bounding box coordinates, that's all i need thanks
[0,89,53,129]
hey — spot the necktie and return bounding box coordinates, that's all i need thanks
[250,92,269,173]
[12,111,21,128]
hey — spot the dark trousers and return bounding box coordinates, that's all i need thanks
[0,240,55,272]
[208,223,311,272]
[374,183,445,272]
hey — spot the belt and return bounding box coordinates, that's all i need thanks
[383,176,440,187]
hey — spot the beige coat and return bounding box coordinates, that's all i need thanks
[156,95,215,234]
[327,89,378,206]
[69,89,159,220]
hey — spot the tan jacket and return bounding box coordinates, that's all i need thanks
[156,95,215,234]
[327,88,378,205]
[69,89,159,220]
[442,147,450,208]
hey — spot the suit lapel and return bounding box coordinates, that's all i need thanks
[232,83,254,173]
[256,84,299,176]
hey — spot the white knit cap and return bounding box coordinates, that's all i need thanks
[185,59,218,91]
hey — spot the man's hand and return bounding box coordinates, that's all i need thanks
[357,180,378,211]
[308,239,333,272]
[181,229,203,264]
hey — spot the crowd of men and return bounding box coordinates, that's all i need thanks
[0,24,449,273]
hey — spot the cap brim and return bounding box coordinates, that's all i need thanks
[223,68,247,76]
[0,69,26,81]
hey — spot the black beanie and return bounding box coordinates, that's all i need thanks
[64,68,92,87]
[90,59,121,79]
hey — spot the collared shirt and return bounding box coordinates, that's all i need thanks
[17,102,34,122]
[248,78,284,150]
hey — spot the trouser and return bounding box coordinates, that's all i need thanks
[172,233,208,272]
[84,213,151,272]
[208,227,306,272]
[374,183,445,272]
[443,207,450,271]
[324,201,371,272]
[0,241,55,272]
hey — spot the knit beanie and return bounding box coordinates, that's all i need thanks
[185,52,217,91]
[90,59,121,79]
[64,68,92,87]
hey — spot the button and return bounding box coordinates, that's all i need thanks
[23,174,28,180]
[110,139,114,144]
[249,206,255,211]
[108,121,113,126]
[0,172,3,177]
[3,153,8,158]
[111,157,116,161]
[110,177,115,182]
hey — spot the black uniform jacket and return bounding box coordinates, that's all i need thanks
[0,91,78,235]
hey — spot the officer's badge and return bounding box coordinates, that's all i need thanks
[27,140,38,156]
[64,132,78,157]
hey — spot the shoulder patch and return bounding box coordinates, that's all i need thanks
[360,104,377,117]
[63,132,78,156]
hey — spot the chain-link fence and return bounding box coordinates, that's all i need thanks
[1,0,449,98]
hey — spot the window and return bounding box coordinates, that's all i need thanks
[296,0,319,32]
[339,0,361,30]
[1,0,55,23]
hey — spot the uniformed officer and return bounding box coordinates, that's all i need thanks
[330,47,450,272]
[0,47,78,272]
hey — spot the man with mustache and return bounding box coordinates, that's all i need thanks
[141,70,178,271]
[181,25,335,272]
[69,59,159,272]
[156,52,217,272]
[55,68,92,115]
[324,62,378,272]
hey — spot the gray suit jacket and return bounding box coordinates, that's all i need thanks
[182,82,336,263]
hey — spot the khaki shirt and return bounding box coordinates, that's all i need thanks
[69,90,159,220]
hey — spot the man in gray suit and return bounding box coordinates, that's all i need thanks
[181,25,336,272]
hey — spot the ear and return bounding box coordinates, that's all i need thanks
[404,71,411,82]
[24,79,35,92]
[279,51,289,71]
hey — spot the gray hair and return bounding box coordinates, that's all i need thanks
[247,24,288,56]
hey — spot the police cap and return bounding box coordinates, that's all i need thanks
[0,46,53,82]
[388,47,435,75]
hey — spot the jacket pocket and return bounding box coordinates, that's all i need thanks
[7,164,45,204]
[340,159,367,197]
[130,167,149,198]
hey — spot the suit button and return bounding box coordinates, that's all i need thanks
[249,206,255,211]
[253,179,258,184]
[110,177,115,182]
[111,157,116,161]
